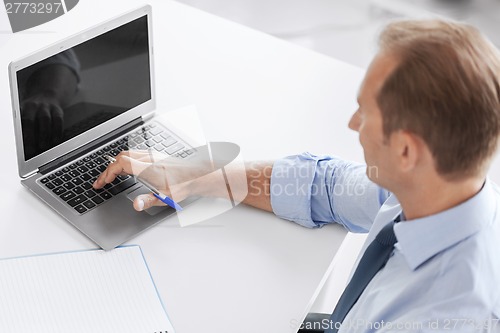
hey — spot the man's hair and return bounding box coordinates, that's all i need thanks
[377,19,500,180]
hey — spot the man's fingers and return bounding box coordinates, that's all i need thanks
[21,104,37,158]
[93,154,149,189]
[51,105,64,144]
[126,149,168,163]
[36,104,52,151]
[133,193,164,211]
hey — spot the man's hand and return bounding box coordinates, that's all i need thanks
[93,150,211,211]
[93,147,274,213]
[21,93,64,157]
[20,62,79,158]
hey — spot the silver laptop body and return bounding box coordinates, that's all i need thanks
[9,5,195,250]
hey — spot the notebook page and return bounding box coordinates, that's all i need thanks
[0,246,174,333]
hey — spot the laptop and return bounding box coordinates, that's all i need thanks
[8,5,197,250]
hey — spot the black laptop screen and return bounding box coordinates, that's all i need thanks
[17,15,151,160]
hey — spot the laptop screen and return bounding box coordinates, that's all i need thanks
[16,15,151,161]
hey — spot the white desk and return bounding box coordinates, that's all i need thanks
[1,1,499,332]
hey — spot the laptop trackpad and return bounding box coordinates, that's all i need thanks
[126,186,169,216]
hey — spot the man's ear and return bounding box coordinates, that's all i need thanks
[391,130,420,173]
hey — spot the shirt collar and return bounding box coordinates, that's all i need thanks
[394,180,498,271]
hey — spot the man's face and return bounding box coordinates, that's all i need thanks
[348,53,400,187]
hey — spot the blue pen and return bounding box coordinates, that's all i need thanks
[103,155,183,211]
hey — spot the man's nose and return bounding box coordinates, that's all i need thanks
[348,112,360,132]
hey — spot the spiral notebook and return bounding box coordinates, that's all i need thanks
[0,246,174,333]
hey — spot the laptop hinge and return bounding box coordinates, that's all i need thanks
[39,117,144,175]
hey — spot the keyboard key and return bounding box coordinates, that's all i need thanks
[77,165,89,173]
[71,178,83,186]
[60,174,72,182]
[53,187,66,195]
[80,173,92,181]
[179,152,187,158]
[92,196,104,205]
[104,183,113,190]
[112,178,121,185]
[40,178,49,184]
[101,192,112,200]
[70,170,81,178]
[153,136,163,143]
[95,157,105,165]
[76,160,84,166]
[103,146,111,152]
[77,166,89,173]
[82,182,92,190]
[162,137,177,147]
[63,182,75,190]
[110,142,117,148]
[60,191,76,201]
[145,140,155,147]
[48,174,56,180]
[85,162,97,169]
[83,156,91,163]
[97,165,106,173]
[55,171,63,177]
[85,190,97,198]
[74,205,87,214]
[83,200,96,209]
[53,178,63,186]
[133,137,144,144]
[73,186,84,194]
[96,149,105,155]
[67,195,87,207]
[62,167,70,173]
[45,183,55,190]
[90,153,97,159]
[165,143,184,155]
[89,169,100,177]
[154,144,164,152]
[150,127,163,136]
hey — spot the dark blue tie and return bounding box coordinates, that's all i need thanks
[325,217,399,333]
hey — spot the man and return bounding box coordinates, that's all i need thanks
[94,19,500,332]
[18,49,80,158]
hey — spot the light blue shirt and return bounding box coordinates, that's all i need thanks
[271,153,500,332]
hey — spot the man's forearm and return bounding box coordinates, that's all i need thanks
[241,161,273,212]
[190,161,274,212]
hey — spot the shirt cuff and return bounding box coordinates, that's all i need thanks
[270,152,326,228]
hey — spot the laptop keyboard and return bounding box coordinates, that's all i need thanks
[38,122,194,215]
